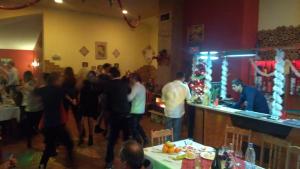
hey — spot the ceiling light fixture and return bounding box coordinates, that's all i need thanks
[122,9,128,14]
[54,0,63,4]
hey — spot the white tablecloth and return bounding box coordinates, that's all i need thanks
[144,139,264,169]
[0,104,20,122]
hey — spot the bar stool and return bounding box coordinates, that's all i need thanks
[224,125,252,152]
[150,128,173,146]
[259,134,291,169]
[285,146,300,169]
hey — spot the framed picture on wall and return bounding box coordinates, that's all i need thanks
[95,41,107,60]
[82,62,88,68]
[0,58,12,65]
[187,24,204,45]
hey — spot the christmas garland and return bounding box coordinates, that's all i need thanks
[116,0,141,29]
[271,49,285,118]
[220,59,228,99]
[0,0,40,10]
[204,56,212,96]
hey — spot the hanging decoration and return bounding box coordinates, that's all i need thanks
[116,0,141,29]
[249,59,275,77]
[220,58,228,99]
[286,60,300,78]
[0,0,40,10]
[271,49,285,118]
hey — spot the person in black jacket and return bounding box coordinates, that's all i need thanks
[105,67,131,169]
[79,71,100,146]
[36,72,74,169]
[95,63,111,134]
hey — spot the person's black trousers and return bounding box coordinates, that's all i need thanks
[39,124,74,167]
[105,115,129,164]
[25,110,43,146]
[129,114,147,144]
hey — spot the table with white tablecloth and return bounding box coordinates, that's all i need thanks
[0,104,20,122]
[144,139,264,169]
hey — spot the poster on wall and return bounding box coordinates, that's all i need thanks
[187,24,204,46]
[95,41,107,60]
[0,58,12,65]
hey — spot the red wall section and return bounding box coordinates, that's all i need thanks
[0,49,36,80]
[184,0,259,97]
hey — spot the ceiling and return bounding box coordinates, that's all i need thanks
[0,14,42,50]
[38,0,159,19]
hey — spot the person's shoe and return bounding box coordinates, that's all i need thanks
[94,125,104,133]
[78,138,84,146]
[38,164,45,169]
[143,138,149,147]
[27,140,32,149]
[102,129,108,137]
[88,135,93,146]
[49,150,58,157]
[105,162,113,169]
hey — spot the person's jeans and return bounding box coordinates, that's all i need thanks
[105,115,130,164]
[165,117,182,141]
[130,114,148,144]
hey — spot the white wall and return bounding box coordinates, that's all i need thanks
[259,0,300,30]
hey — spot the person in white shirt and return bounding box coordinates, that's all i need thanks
[0,61,19,93]
[21,71,43,148]
[128,73,148,145]
[162,72,191,141]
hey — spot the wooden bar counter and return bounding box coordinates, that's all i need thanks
[188,103,300,148]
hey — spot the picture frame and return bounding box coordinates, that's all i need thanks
[0,58,12,65]
[187,24,204,45]
[95,41,107,60]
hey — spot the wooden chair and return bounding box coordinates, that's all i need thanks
[150,128,173,146]
[224,125,252,152]
[285,146,300,169]
[259,134,291,169]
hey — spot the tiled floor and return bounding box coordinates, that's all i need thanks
[0,113,187,169]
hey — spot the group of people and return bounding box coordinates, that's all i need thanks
[0,62,150,169]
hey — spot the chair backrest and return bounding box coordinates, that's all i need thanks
[224,125,252,152]
[259,134,291,169]
[150,128,173,146]
[285,146,300,169]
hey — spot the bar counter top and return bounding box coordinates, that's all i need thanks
[187,102,300,129]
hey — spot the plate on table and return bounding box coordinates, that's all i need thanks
[185,152,197,160]
[199,146,215,152]
[200,152,215,160]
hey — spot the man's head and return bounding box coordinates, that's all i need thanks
[7,61,15,69]
[120,140,144,169]
[102,63,112,74]
[109,67,121,78]
[47,72,62,86]
[23,71,33,83]
[87,71,97,82]
[129,73,141,84]
[175,72,185,82]
[231,79,244,93]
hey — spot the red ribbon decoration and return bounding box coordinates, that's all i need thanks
[116,0,141,29]
[0,0,40,10]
